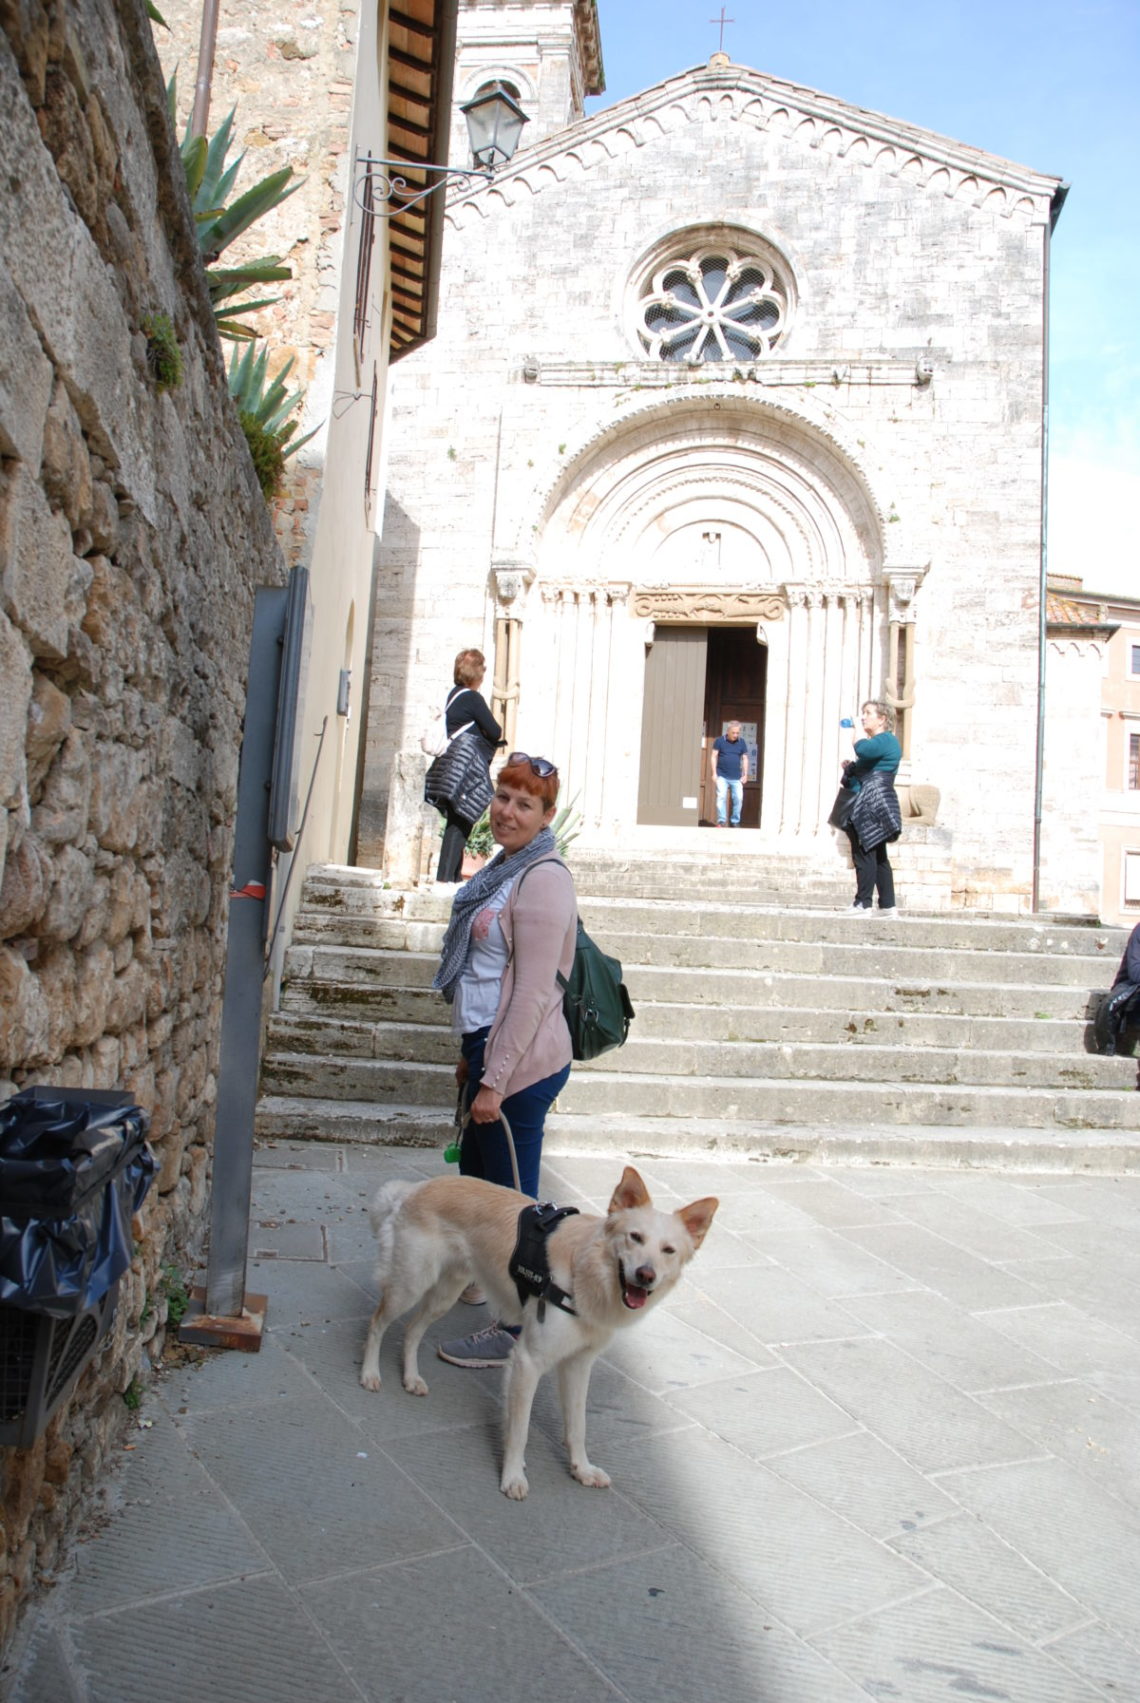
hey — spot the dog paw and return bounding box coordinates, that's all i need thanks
[360,1371,382,1392]
[571,1463,611,1490]
[403,1374,429,1397]
[501,1471,529,1500]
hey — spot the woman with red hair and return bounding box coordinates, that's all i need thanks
[432,753,577,1368]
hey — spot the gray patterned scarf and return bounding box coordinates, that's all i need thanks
[433,825,558,1002]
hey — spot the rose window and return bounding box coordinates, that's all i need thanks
[637,249,787,363]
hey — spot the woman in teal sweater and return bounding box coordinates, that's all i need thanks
[843,700,902,914]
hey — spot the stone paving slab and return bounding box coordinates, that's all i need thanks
[7,1140,1140,1703]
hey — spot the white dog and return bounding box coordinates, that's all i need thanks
[360,1166,718,1499]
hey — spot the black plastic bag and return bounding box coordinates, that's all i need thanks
[0,1089,155,1317]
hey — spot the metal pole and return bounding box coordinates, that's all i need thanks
[189,0,220,139]
[181,587,286,1348]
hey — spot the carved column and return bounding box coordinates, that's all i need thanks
[882,566,927,760]
[491,563,533,753]
[781,585,810,836]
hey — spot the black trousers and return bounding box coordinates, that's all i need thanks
[437,807,472,882]
[846,829,896,909]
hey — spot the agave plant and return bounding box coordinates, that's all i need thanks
[227,340,318,498]
[169,78,300,340]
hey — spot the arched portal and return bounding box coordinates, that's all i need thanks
[509,394,889,844]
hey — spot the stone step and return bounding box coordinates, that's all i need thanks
[252,1096,1140,1171]
[254,1096,453,1147]
[258,864,1134,1150]
[282,925,1116,990]
[266,1002,1096,1058]
[289,893,1124,964]
[278,955,1100,1023]
[260,1041,1140,1104]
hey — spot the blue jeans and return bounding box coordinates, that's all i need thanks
[715,774,743,825]
[458,1027,571,1200]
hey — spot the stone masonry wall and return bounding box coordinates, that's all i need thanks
[153,0,359,570]
[0,0,283,1648]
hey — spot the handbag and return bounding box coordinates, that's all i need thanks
[827,783,856,831]
[419,688,466,757]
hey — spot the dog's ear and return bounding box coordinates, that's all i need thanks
[677,1196,719,1249]
[608,1166,651,1213]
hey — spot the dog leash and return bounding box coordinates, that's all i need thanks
[444,1086,522,1193]
[446,1091,577,1319]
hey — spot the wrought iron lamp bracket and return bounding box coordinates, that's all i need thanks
[352,151,493,218]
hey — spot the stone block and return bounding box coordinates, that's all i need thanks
[88,741,145,852]
[0,258,52,469]
[72,938,113,1046]
[0,942,51,1067]
[25,670,72,799]
[0,465,88,660]
[41,841,96,942]
[32,727,90,844]
[41,378,94,529]
[0,828,52,939]
[0,609,33,807]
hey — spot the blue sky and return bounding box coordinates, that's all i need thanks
[586,0,1139,599]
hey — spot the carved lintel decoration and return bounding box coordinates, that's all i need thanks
[630,586,786,623]
[882,564,928,624]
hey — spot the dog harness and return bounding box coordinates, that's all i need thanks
[509,1202,580,1321]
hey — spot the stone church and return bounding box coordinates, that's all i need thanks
[358,0,1066,912]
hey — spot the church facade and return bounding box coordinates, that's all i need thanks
[359,0,1067,912]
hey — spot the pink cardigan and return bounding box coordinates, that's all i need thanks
[481,857,576,1100]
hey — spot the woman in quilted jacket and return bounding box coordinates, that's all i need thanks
[843,700,902,916]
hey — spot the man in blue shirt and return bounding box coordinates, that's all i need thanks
[711,722,749,827]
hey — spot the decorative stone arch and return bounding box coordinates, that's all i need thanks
[456,65,539,108]
[497,388,925,843]
[510,385,898,571]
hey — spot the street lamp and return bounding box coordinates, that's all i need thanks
[460,82,530,171]
[354,83,530,219]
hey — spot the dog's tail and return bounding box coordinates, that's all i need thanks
[368,1177,419,1239]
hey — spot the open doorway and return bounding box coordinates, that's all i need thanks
[636,625,767,827]
[699,628,767,827]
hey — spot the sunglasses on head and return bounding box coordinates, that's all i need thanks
[507,751,558,778]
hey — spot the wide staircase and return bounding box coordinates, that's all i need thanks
[256,860,1140,1167]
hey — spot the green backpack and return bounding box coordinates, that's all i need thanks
[517,863,635,1061]
[558,917,635,1061]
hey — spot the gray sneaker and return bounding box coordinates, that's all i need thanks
[437,1322,518,1368]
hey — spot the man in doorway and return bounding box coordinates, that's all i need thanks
[711,721,749,827]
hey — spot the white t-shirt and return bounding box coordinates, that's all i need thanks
[451,877,517,1034]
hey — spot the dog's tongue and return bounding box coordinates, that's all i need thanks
[622,1281,649,1310]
